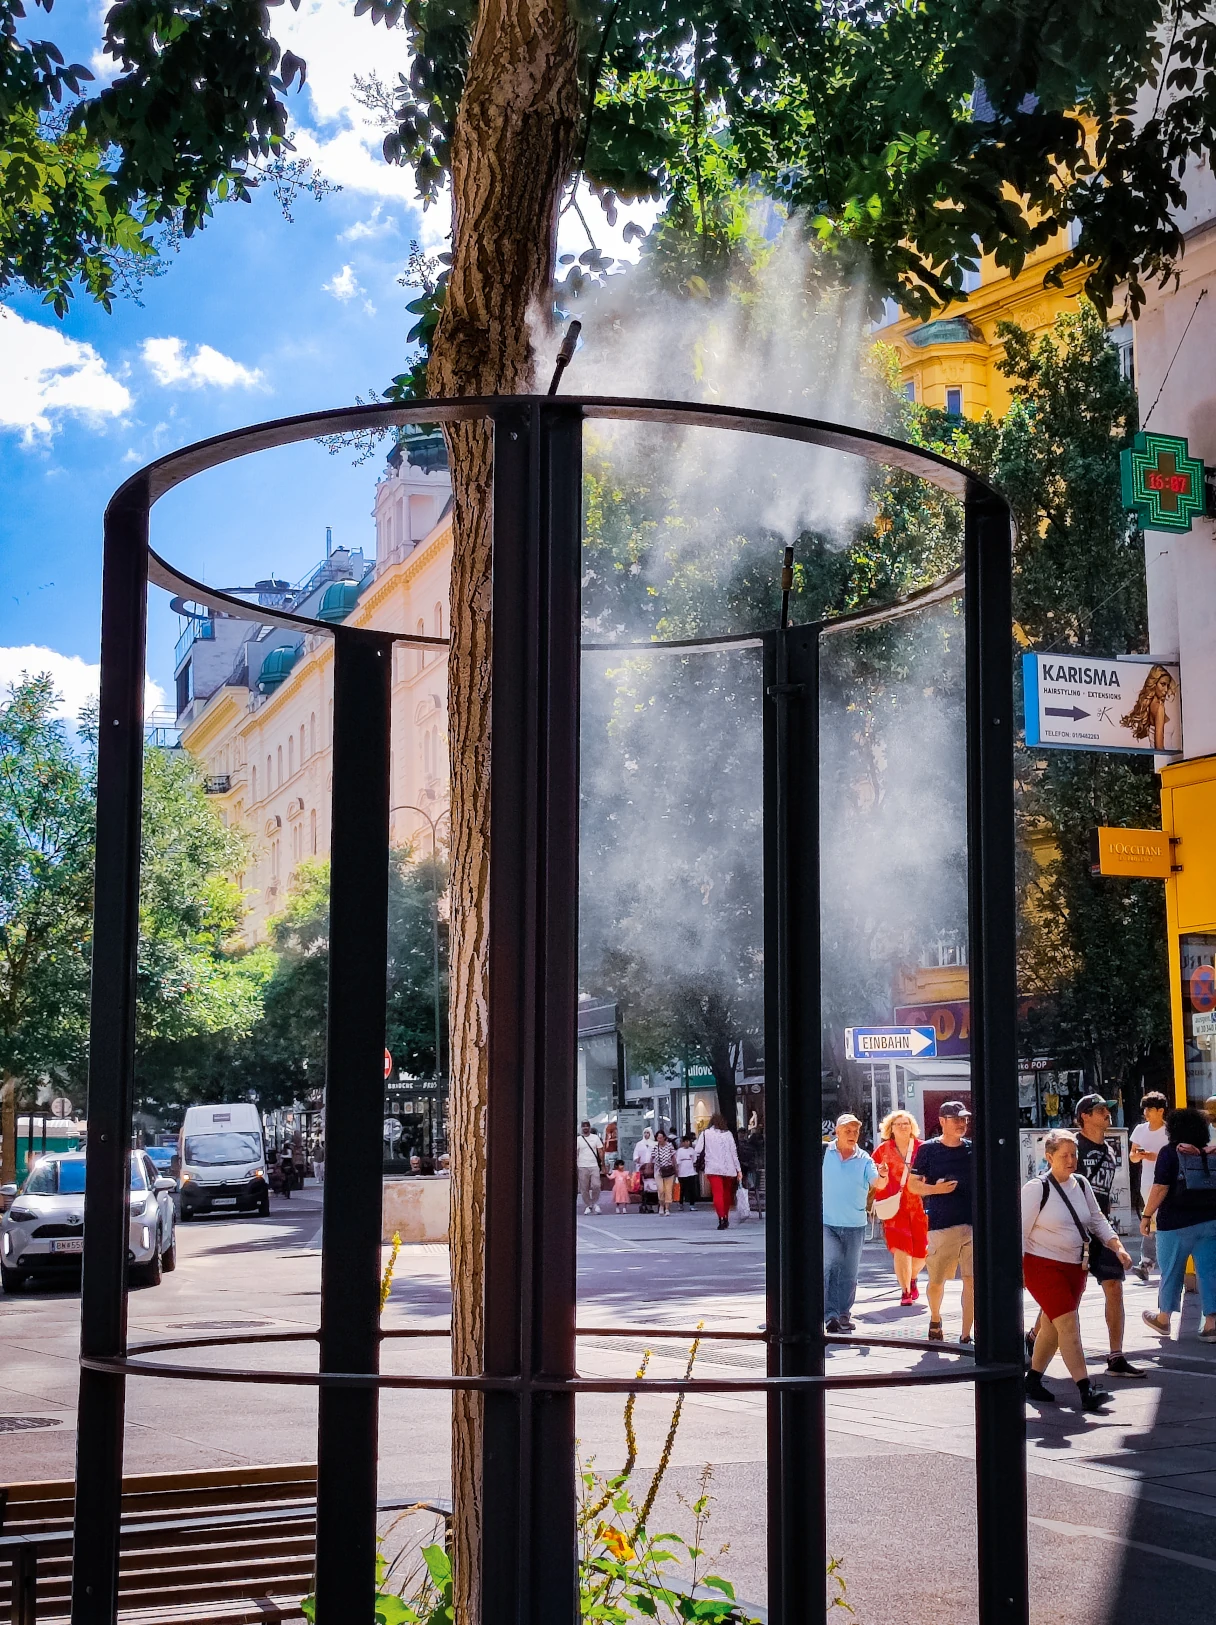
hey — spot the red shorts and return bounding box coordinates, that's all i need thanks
[1023,1253,1086,1321]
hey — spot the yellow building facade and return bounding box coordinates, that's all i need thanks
[882,228,1091,419]
[178,452,454,944]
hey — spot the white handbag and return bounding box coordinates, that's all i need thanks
[872,1150,910,1223]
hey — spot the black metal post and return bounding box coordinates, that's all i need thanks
[71,480,150,1625]
[763,622,826,1624]
[482,400,582,1622]
[314,628,393,1623]
[964,492,1029,1625]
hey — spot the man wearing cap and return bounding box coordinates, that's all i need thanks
[822,1114,889,1334]
[1072,1093,1144,1378]
[910,1102,974,1343]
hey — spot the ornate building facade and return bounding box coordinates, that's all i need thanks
[176,444,453,942]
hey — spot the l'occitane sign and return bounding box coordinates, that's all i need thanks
[1095,828,1174,879]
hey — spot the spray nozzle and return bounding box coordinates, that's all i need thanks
[779,543,795,630]
[547,320,583,395]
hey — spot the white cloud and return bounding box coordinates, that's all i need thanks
[0,646,165,722]
[0,308,131,444]
[323,263,361,301]
[340,203,396,241]
[274,1,416,196]
[141,337,265,390]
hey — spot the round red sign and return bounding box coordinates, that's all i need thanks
[384,1048,393,1079]
[1189,964,1216,1013]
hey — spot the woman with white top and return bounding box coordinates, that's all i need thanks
[694,1113,742,1231]
[1022,1129,1134,1411]
[632,1128,658,1214]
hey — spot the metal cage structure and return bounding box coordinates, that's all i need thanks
[70,397,1027,1625]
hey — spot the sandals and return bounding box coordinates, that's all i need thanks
[928,1320,944,1342]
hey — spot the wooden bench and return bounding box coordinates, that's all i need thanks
[0,1463,320,1624]
[0,1464,450,1624]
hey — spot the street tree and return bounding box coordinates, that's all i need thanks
[973,303,1168,1103]
[0,673,270,1152]
[0,673,93,1181]
[576,239,970,1121]
[10,1,1216,1606]
[199,849,449,1114]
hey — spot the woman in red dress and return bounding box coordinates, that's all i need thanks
[873,1110,929,1306]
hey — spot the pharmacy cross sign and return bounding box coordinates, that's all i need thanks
[1120,431,1207,533]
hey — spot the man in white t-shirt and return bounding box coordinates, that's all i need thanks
[1128,1091,1170,1281]
[576,1120,605,1214]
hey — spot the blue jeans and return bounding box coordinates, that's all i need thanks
[823,1224,866,1323]
[1156,1217,1216,1317]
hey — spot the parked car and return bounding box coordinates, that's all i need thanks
[0,1151,177,1293]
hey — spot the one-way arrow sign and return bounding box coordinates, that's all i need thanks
[845,1026,938,1062]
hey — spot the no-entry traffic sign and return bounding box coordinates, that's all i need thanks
[845,1026,937,1062]
[384,1049,393,1080]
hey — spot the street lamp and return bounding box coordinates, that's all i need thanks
[390,803,450,1088]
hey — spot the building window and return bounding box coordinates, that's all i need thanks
[903,379,916,403]
[277,745,283,786]
[252,765,258,801]
[266,755,272,792]
[416,618,426,674]
[434,602,444,639]
[288,735,295,778]
[328,699,334,743]
[1109,324,1134,387]
[310,712,316,756]
[299,724,305,765]
[310,808,317,854]
[175,661,193,716]
[945,387,963,417]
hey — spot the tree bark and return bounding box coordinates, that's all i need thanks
[426,3,580,1619]
[1,1074,16,1187]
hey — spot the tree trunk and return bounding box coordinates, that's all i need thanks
[426,3,580,1619]
[1,1074,16,1187]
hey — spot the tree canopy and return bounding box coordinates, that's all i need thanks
[6,0,1216,320]
[0,673,269,1121]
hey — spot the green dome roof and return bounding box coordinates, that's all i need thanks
[317,578,365,624]
[257,643,300,693]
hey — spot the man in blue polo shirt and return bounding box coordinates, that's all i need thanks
[822,1113,888,1333]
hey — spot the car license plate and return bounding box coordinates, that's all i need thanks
[51,1238,84,1254]
[212,1196,237,1206]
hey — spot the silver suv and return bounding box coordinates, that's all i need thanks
[0,1151,178,1293]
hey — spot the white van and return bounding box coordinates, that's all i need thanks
[177,1103,269,1220]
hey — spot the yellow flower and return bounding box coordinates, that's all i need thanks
[597,1524,635,1562]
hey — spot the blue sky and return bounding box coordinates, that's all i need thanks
[0,2,635,717]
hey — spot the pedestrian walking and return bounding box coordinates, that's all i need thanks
[675,1134,698,1208]
[872,1110,928,1305]
[577,1119,605,1215]
[1069,1094,1144,1378]
[1140,1105,1216,1343]
[633,1127,658,1214]
[1022,1128,1133,1410]
[694,1113,742,1231]
[822,1112,889,1333]
[1128,1091,1170,1280]
[312,1141,325,1187]
[910,1101,974,1344]
[610,1159,630,1214]
[654,1130,678,1214]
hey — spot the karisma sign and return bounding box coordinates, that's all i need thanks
[1023,653,1182,755]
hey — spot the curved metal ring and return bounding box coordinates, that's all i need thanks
[128,394,1006,643]
[110,1323,976,1359]
[80,1350,1020,1393]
